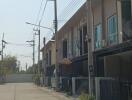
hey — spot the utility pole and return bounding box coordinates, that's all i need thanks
[26,63,28,71]
[26,33,35,73]
[36,21,41,76]
[33,33,35,67]
[1,33,4,61]
[54,0,58,89]
[43,37,46,85]
[1,33,7,61]
[86,0,93,95]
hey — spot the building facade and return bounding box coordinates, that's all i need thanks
[56,3,88,77]
[87,0,132,100]
[41,0,132,99]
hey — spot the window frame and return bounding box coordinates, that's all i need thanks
[107,15,118,45]
[95,23,102,49]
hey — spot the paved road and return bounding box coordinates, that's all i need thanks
[0,83,70,100]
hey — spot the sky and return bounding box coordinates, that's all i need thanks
[0,0,85,70]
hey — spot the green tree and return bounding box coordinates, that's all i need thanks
[0,55,18,75]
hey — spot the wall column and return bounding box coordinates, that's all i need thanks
[117,0,123,43]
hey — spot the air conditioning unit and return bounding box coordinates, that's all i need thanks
[101,40,107,48]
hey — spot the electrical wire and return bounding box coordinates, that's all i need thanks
[35,0,45,25]
[5,42,30,46]
[27,0,44,40]
[39,0,48,23]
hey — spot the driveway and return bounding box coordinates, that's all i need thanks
[0,83,71,100]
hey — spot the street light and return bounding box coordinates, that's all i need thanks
[26,22,54,34]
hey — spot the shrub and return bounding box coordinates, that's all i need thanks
[79,93,95,100]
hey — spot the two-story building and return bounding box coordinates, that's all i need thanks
[87,0,132,100]
[55,3,89,93]
[41,0,132,99]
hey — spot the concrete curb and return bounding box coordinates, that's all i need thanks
[37,86,79,100]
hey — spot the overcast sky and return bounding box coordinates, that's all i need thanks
[0,0,85,70]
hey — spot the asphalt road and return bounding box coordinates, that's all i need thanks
[0,83,70,100]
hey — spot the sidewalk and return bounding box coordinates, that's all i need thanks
[38,86,79,100]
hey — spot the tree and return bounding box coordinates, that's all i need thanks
[0,55,18,75]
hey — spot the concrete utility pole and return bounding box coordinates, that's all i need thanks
[1,33,7,61]
[26,33,35,73]
[26,63,28,71]
[86,0,94,95]
[37,22,41,76]
[43,37,46,85]
[33,33,35,67]
[54,0,58,89]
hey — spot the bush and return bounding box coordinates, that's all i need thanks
[34,74,40,85]
[79,93,95,100]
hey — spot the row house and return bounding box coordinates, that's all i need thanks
[56,3,88,77]
[56,3,88,93]
[41,0,132,99]
[87,0,132,100]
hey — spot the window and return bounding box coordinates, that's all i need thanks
[63,39,67,58]
[46,53,48,65]
[95,24,102,49]
[108,15,118,45]
[79,25,88,55]
[83,26,88,54]
[49,50,51,66]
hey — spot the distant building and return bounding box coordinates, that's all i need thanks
[41,39,56,87]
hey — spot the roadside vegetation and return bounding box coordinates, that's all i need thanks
[79,93,95,100]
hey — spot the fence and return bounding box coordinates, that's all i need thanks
[95,77,132,100]
[72,77,89,95]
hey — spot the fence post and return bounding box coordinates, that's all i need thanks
[72,77,76,95]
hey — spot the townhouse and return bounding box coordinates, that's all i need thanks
[56,3,88,77]
[87,0,132,100]
[41,0,132,99]
[56,3,89,93]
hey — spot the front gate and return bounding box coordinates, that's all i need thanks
[95,77,132,100]
[100,79,120,100]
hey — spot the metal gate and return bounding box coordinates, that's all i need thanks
[95,77,132,100]
[100,79,120,100]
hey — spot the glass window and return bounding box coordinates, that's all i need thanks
[108,15,118,45]
[95,24,102,48]
[63,40,67,58]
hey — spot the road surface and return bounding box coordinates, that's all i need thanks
[0,83,70,100]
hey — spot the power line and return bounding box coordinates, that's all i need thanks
[39,0,48,23]
[35,0,45,25]
[27,0,44,40]
[45,0,85,36]
[5,42,31,46]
